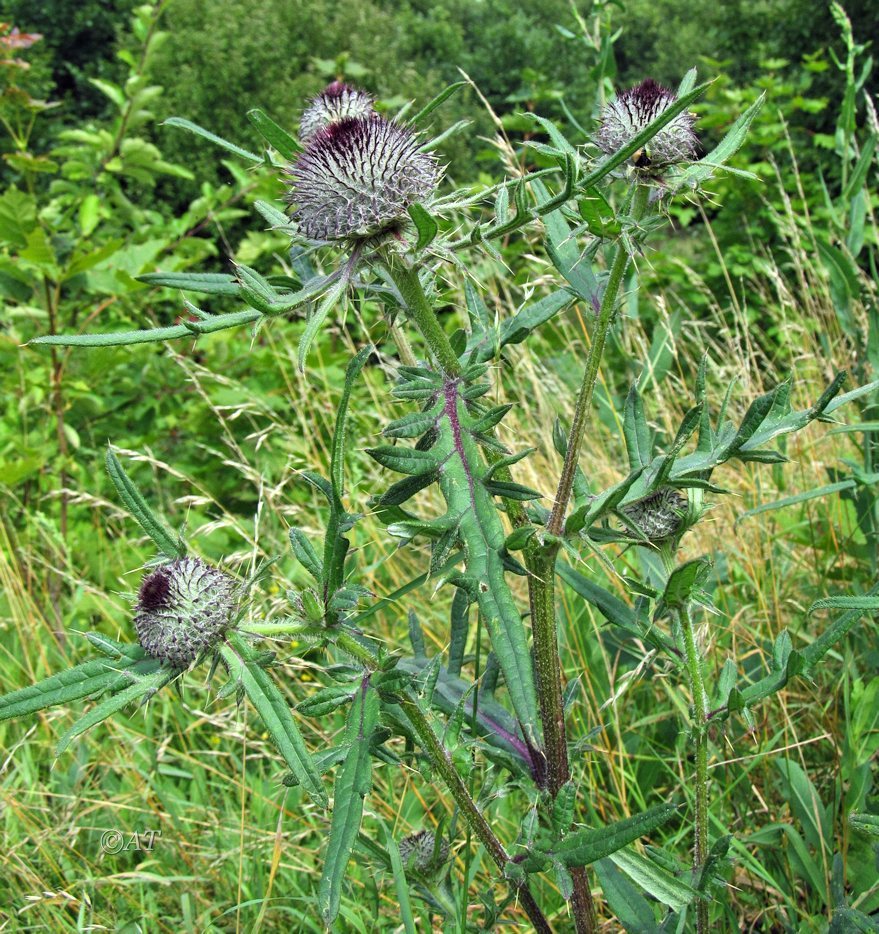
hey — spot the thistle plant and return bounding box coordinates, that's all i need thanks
[5,61,879,933]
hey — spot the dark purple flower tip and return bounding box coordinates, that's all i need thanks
[138,567,171,611]
[299,82,376,141]
[286,113,441,243]
[597,78,698,169]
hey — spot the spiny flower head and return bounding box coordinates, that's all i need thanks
[299,81,375,141]
[597,78,698,170]
[621,487,688,543]
[134,557,237,667]
[399,830,450,877]
[287,113,440,243]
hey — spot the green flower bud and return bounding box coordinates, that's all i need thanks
[621,487,688,543]
[134,557,237,667]
[398,830,450,877]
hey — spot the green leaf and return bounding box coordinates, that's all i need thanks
[0,650,150,722]
[609,849,700,911]
[368,446,438,476]
[322,347,372,621]
[547,804,679,869]
[594,858,659,933]
[808,595,879,614]
[556,561,636,630]
[624,384,652,470]
[407,202,439,251]
[737,480,858,522]
[246,108,302,158]
[88,78,125,109]
[319,678,378,926]
[137,271,241,295]
[660,558,712,612]
[382,825,417,934]
[447,589,470,677]
[776,759,831,854]
[674,93,766,190]
[56,666,176,755]
[106,448,186,558]
[30,309,260,347]
[533,178,599,306]
[289,528,323,582]
[163,117,261,163]
[297,275,348,371]
[408,81,467,127]
[222,634,327,808]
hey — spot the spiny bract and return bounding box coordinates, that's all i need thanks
[399,830,450,876]
[621,487,688,543]
[134,557,237,667]
[597,78,698,169]
[286,112,440,242]
[299,81,375,141]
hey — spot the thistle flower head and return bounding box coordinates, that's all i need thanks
[286,114,441,243]
[299,81,375,141]
[597,78,698,170]
[621,487,688,543]
[134,557,237,667]
[399,830,450,877]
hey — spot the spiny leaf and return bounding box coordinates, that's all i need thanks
[137,271,240,295]
[543,804,680,869]
[407,202,439,251]
[106,447,186,558]
[289,528,323,582]
[222,634,327,807]
[30,309,260,347]
[55,666,176,755]
[319,678,378,926]
[0,650,149,722]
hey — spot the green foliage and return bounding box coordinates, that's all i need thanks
[2,2,879,931]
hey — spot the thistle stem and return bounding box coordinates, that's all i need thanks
[679,604,710,933]
[333,632,552,932]
[525,182,651,932]
[546,182,650,538]
[384,256,462,377]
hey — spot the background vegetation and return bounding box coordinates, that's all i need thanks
[0,0,877,929]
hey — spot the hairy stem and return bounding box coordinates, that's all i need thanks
[546,182,650,537]
[384,256,462,377]
[679,604,709,933]
[335,632,551,932]
[526,182,652,931]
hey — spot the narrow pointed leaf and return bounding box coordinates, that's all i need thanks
[222,634,327,807]
[55,666,175,755]
[163,116,261,162]
[319,678,378,926]
[106,448,186,557]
